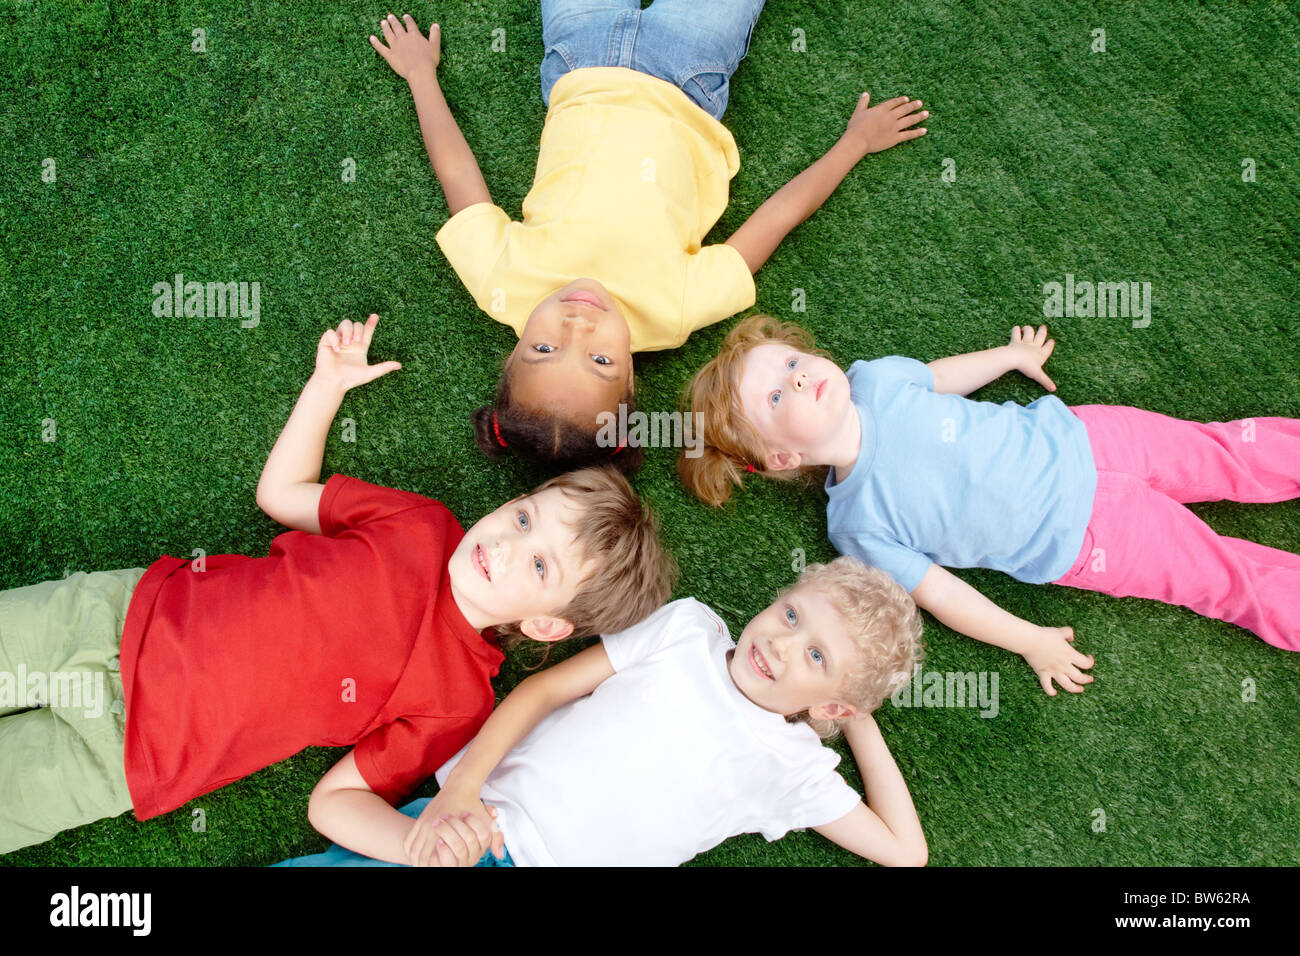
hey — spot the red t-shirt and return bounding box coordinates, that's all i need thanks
[118,475,504,819]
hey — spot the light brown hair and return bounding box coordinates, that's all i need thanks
[495,466,676,648]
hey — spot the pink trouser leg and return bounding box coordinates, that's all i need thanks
[1067,405,1300,503]
[1055,406,1300,651]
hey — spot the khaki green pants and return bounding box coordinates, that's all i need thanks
[0,568,144,855]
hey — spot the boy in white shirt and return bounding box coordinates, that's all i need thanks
[279,557,927,867]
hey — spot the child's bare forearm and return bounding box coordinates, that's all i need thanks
[843,717,926,855]
[912,564,1091,696]
[910,563,1037,656]
[307,787,415,865]
[399,690,558,867]
[255,374,345,531]
[724,137,863,274]
[443,644,615,799]
[407,72,491,216]
[815,717,926,865]
[925,344,1017,396]
[444,674,569,794]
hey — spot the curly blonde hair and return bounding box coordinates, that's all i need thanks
[785,557,924,739]
[677,314,834,507]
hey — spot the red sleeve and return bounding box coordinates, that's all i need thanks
[353,712,489,806]
[318,474,445,537]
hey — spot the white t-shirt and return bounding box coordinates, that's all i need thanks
[435,598,861,866]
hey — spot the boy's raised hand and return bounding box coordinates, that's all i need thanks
[369,13,440,81]
[842,93,928,157]
[314,314,401,392]
[1022,626,1095,696]
[1009,324,1057,392]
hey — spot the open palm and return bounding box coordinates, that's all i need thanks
[315,314,402,391]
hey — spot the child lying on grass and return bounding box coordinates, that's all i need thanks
[369,3,928,473]
[278,557,927,867]
[680,317,1300,693]
[0,315,673,856]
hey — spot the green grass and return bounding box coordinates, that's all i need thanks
[2,0,1297,866]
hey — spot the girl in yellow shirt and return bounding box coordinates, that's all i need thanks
[370,4,928,472]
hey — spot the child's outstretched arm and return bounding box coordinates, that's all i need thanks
[926,324,1057,396]
[911,563,1094,696]
[813,713,927,866]
[403,643,617,866]
[255,315,401,533]
[724,92,927,274]
[370,15,491,216]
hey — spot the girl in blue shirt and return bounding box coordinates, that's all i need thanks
[680,316,1300,693]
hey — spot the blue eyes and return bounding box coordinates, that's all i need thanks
[784,603,825,668]
[532,344,555,354]
[770,358,798,408]
[517,511,545,579]
[592,354,612,365]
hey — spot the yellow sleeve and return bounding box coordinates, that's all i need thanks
[434,202,521,333]
[682,242,758,338]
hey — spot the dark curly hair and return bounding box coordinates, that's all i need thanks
[472,363,645,475]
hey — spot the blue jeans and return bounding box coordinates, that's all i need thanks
[271,797,515,868]
[540,0,767,120]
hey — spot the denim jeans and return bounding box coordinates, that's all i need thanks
[540,0,767,119]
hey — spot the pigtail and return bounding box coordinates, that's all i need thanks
[471,405,511,460]
[678,443,746,508]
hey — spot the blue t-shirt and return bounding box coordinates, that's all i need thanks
[824,358,1098,592]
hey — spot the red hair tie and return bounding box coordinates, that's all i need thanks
[610,441,627,457]
[745,463,757,473]
[492,411,508,448]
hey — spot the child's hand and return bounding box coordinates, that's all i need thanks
[404,783,504,866]
[406,809,499,867]
[369,13,440,82]
[841,93,928,157]
[1021,626,1094,696]
[1008,324,1057,392]
[313,314,402,393]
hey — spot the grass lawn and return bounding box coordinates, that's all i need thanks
[1,0,1297,866]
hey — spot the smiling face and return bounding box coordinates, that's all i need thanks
[448,486,597,640]
[737,343,854,471]
[507,278,634,427]
[727,581,861,723]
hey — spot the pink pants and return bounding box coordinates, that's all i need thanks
[1053,405,1300,651]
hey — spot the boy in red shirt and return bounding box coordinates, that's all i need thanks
[0,314,674,857]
